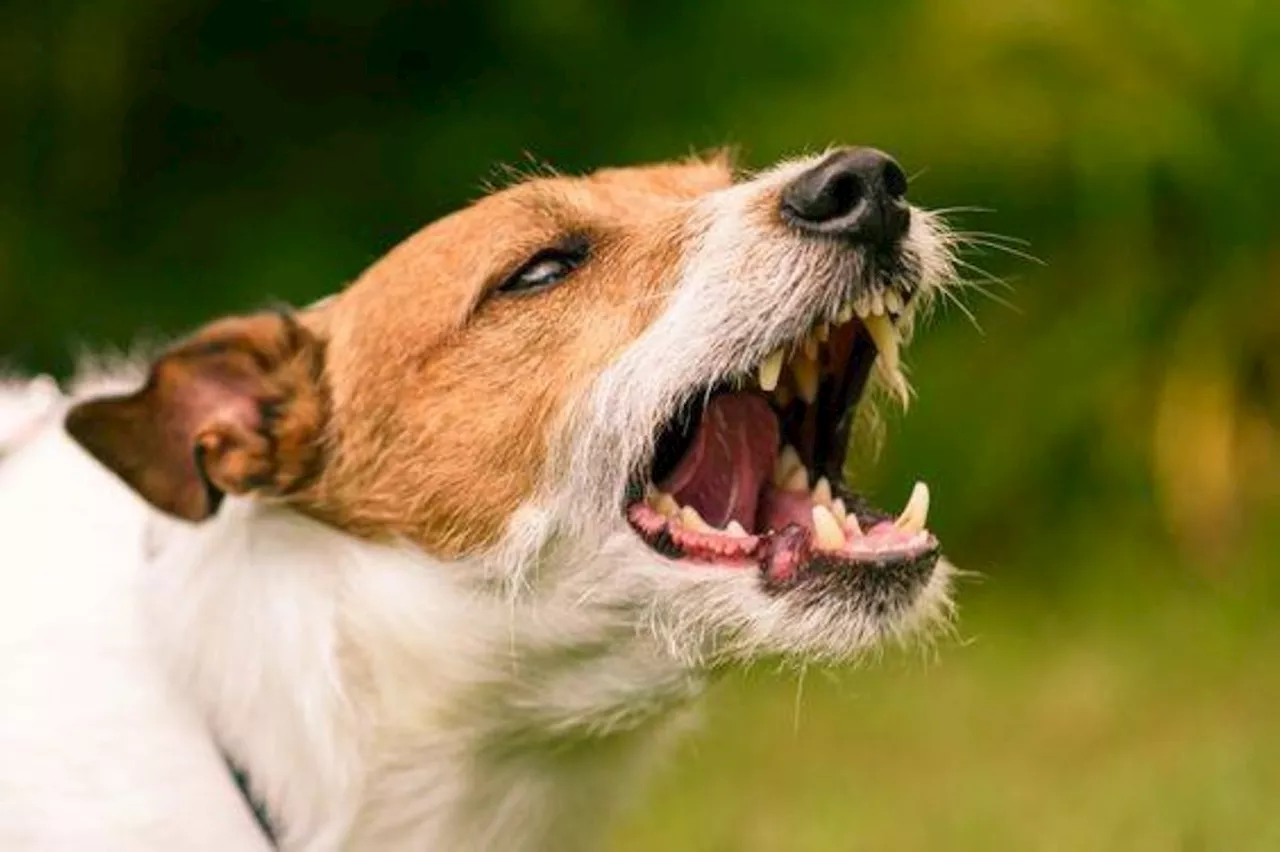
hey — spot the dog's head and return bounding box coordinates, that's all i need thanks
[67,148,958,667]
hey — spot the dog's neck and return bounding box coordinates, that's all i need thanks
[142,498,702,851]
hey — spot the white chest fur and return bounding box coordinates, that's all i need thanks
[142,500,704,851]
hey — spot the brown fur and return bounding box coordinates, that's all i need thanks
[67,156,733,556]
[66,312,327,521]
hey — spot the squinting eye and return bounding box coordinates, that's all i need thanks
[497,239,589,295]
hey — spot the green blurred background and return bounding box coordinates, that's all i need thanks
[3,0,1278,848]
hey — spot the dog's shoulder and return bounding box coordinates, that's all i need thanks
[0,374,62,457]
[0,365,276,851]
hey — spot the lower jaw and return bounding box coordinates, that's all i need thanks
[625,477,940,588]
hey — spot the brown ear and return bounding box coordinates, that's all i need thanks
[65,311,328,521]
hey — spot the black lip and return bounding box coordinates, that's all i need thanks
[782,547,940,606]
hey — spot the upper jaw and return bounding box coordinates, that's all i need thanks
[622,233,942,582]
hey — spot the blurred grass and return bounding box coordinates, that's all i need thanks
[614,560,1280,851]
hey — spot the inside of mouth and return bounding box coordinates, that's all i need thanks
[626,314,936,581]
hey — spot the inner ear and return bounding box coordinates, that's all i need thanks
[66,311,328,521]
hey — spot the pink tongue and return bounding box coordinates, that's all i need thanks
[659,393,780,529]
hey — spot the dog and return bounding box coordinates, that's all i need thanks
[0,147,959,850]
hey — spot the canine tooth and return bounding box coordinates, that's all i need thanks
[844,512,863,537]
[814,322,830,342]
[812,476,832,507]
[836,302,854,325]
[812,505,846,550]
[831,498,848,524]
[679,505,713,532]
[870,291,885,316]
[894,481,931,534]
[758,348,785,392]
[653,492,681,518]
[865,308,910,408]
[884,290,904,315]
[791,354,820,404]
[885,368,912,408]
[783,465,810,493]
[725,520,748,537]
[863,314,900,372]
[802,332,820,360]
[773,444,804,485]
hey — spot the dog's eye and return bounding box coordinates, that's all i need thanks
[498,239,588,295]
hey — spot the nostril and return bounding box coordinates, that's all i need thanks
[882,160,908,200]
[824,173,862,220]
[781,166,865,225]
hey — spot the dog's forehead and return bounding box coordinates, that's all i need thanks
[583,154,735,199]
[480,154,735,224]
[318,156,731,337]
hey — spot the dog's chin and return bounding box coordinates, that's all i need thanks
[599,525,953,666]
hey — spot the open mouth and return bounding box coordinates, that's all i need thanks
[625,295,940,589]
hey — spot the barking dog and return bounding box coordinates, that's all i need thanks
[0,148,959,850]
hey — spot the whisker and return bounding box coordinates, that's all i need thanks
[952,257,1017,294]
[792,664,808,736]
[951,278,1022,314]
[948,232,1043,263]
[936,286,984,333]
[929,205,997,217]
[949,229,1031,247]
[959,238,1044,266]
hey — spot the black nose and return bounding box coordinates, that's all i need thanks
[780,147,910,246]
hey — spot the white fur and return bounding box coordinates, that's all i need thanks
[0,407,274,852]
[0,156,958,850]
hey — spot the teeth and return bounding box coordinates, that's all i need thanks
[862,313,910,406]
[802,332,820,360]
[812,476,832,507]
[836,302,854,325]
[758,348,785,392]
[814,322,830,342]
[877,364,910,408]
[863,314,899,368]
[844,512,863,537]
[831,497,847,524]
[870,291,885,316]
[894,481,931,534]
[884,290,904,315]
[782,465,810,493]
[791,354,820,404]
[679,505,713,532]
[886,371,911,408]
[811,505,846,550]
[725,520,748,537]
[773,444,804,486]
[854,299,870,320]
[652,491,681,518]
[774,384,793,407]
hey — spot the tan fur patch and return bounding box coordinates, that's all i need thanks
[298,156,734,555]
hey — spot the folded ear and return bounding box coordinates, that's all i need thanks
[65,311,327,521]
